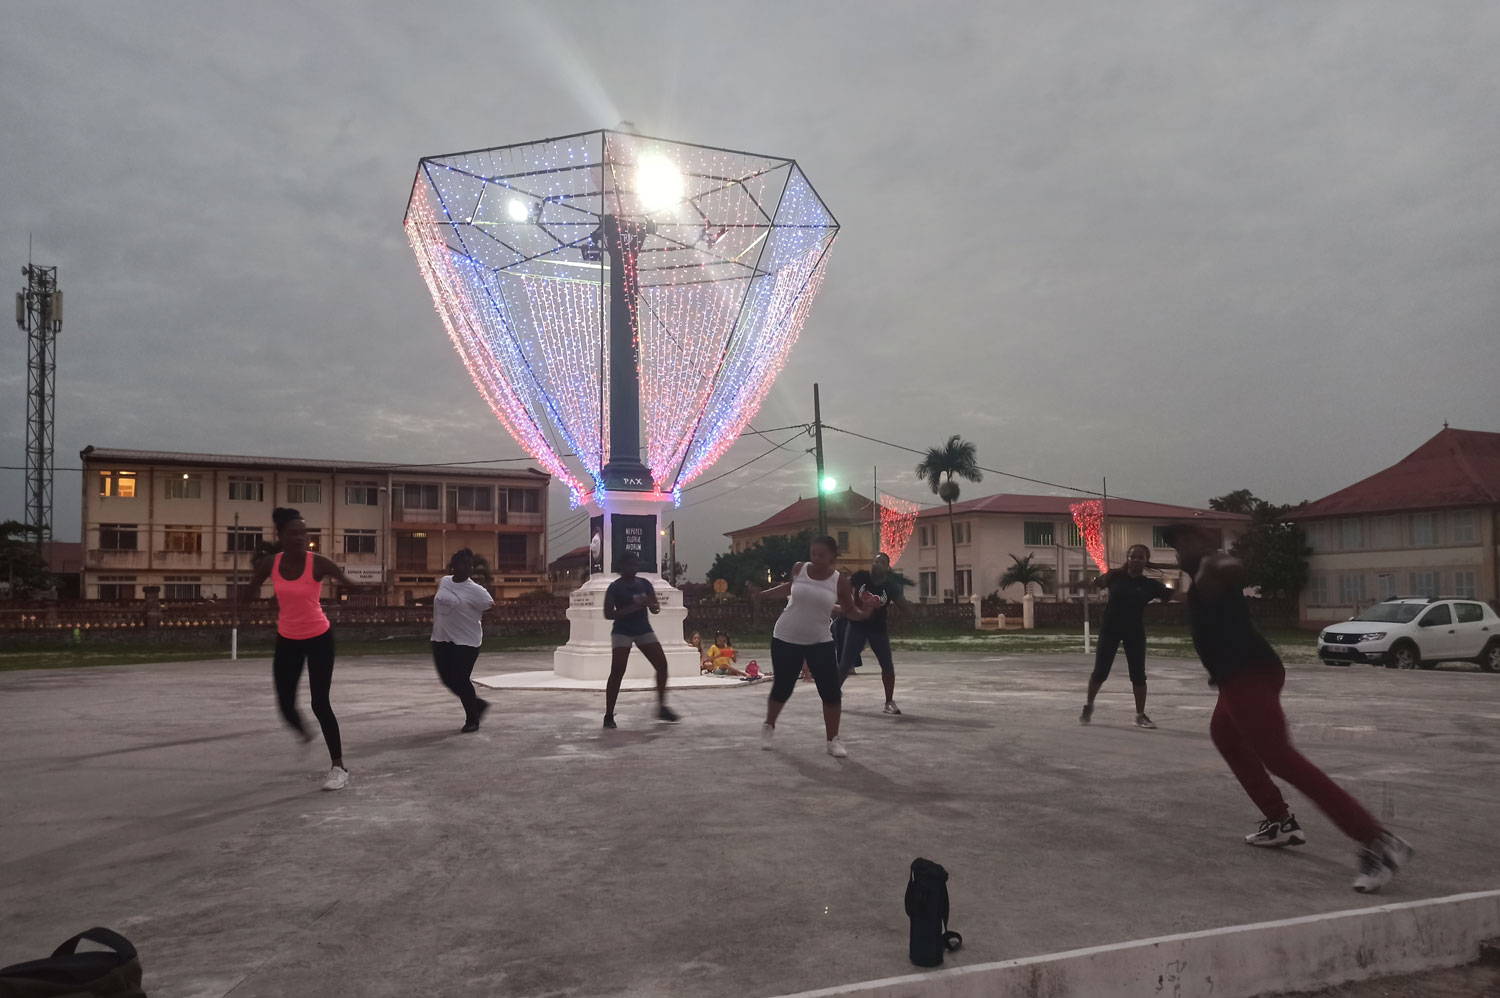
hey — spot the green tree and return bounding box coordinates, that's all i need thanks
[0,520,54,597]
[915,435,983,602]
[999,553,1052,597]
[707,530,814,594]
[1208,490,1312,598]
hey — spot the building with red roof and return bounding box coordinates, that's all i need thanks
[905,493,1247,602]
[724,488,885,573]
[1292,427,1500,623]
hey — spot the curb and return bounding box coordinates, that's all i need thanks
[768,889,1500,998]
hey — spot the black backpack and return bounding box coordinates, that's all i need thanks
[0,928,145,998]
[905,858,962,967]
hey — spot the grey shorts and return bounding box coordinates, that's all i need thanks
[612,631,660,650]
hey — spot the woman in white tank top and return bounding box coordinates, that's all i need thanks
[757,535,877,758]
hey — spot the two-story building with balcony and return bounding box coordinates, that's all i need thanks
[79,446,550,603]
[1293,426,1500,625]
[898,493,1247,602]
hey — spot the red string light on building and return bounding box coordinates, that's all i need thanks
[1070,500,1108,573]
[879,494,919,565]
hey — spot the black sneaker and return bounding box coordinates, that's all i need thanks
[461,720,480,734]
[1079,703,1093,725]
[657,706,680,724]
[1244,815,1306,848]
[602,714,617,729]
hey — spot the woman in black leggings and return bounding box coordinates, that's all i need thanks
[1065,543,1174,729]
[756,536,876,758]
[240,508,364,790]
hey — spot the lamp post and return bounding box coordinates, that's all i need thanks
[379,484,390,607]
[231,512,239,660]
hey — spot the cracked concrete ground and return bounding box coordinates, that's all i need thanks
[1,649,1496,997]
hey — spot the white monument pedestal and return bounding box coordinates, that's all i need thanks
[552,492,701,681]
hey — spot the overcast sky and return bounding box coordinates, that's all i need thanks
[2,1,1497,578]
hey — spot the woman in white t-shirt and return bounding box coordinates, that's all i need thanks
[431,548,496,733]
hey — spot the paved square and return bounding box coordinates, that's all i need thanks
[2,650,1497,997]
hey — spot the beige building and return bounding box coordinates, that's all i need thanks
[79,446,550,603]
[724,489,885,574]
[1294,427,1500,624]
[900,494,1247,602]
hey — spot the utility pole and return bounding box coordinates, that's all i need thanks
[16,261,61,555]
[872,466,880,556]
[813,383,828,538]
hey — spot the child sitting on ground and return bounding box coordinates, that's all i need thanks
[705,631,746,677]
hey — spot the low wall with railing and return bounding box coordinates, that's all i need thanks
[0,595,979,647]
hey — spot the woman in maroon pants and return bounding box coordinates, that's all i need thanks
[1161,523,1412,893]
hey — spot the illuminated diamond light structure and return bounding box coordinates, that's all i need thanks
[404,129,839,503]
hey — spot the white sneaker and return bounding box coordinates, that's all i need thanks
[321,766,349,791]
[883,700,902,715]
[761,723,775,750]
[826,737,848,758]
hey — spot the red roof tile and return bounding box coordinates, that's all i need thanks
[1297,427,1500,518]
[727,490,881,537]
[912,493,1245,521]
[729,489,1240,538]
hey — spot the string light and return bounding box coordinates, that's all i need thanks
[1070,500,1108,573]
[878,494,919,565]
[404,131,838,498]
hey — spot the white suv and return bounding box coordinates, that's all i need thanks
[1319,597,1500,672]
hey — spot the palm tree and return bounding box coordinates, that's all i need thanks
[999,553,1052,598]
[915,435,983,602]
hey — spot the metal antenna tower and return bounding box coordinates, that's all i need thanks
[15,262,62,554]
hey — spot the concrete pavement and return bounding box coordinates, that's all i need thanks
[1,650,1496,997]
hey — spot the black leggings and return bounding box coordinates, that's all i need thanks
[273,629,341,761]
[1092,626,1147,685]
[432,641,483,721]
[769,638,840,705]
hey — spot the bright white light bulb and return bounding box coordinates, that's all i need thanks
[636,154,684,212]
[507,198,530,223]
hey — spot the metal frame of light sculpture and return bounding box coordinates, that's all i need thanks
[1069,500,1108,574]
[878,494,920,565]
[404,130,840,503]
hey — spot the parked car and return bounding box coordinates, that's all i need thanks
[1319,597,1500,672]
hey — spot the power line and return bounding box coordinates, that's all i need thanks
[675,448,813,511]
[821,423,1145,501]
[680,427,811,494]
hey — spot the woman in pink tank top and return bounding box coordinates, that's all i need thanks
[240,507,365,791]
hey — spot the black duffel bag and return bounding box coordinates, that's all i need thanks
[905,857,963,967]
[0,928,145,998]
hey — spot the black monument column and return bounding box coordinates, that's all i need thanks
[599,214,654,492]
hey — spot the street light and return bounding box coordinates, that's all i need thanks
[820,475,837,493]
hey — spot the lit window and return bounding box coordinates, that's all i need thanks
[99,471,136,498]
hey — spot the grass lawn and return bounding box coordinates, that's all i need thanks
[888,626,1323,665]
